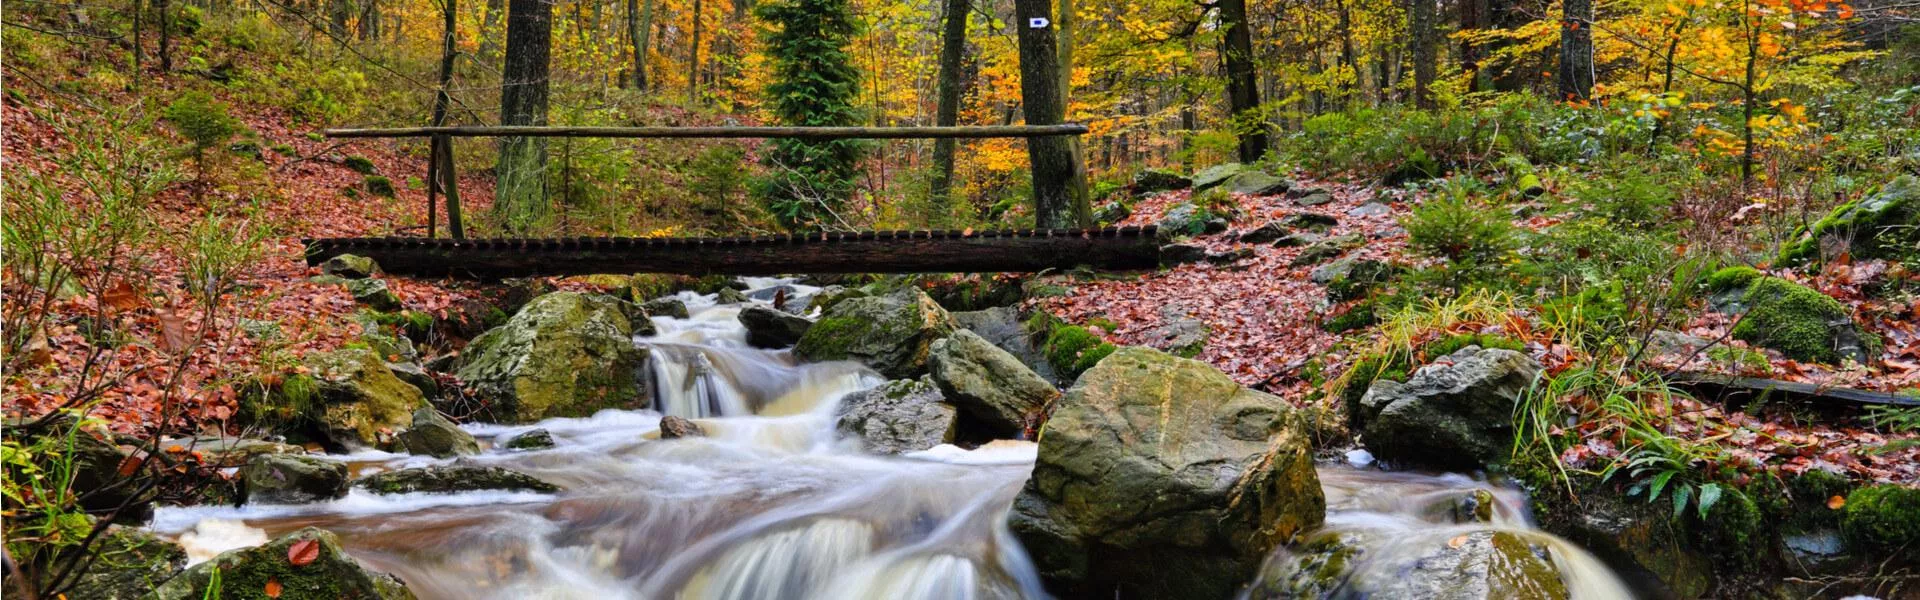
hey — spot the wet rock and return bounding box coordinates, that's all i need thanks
[145,527,417,600]
[1423,488,1499,524]
[1238,222,1290,244]
[1131,168,1191,194]
[659,415,704,439]
[1290,234,1364,267]
[1250,529,1571,600]
[1283,212,1339,231]
[305,348,429,448]
[1348,202,1392,217]
[1227,170,1292,196]
[158,436,306,467]
[716,287,751,304]
[1192,162,1247,192]
[455,292,652,423]
[1544,491,1713,598]
[70,526,186,600]
[1291,188,1335,206]
[320,254,379,279]
[739,305,814,349]
[929,330,1057,438]
[836,378,958,454]
[5,417,154,517]
[806,285,870,313]
[1359,346,1541,470]
[747,285,798,302]
[1711,271,1876,365]
[1010,347,1323,600]
[503,428,555,450]
[241,454,349,504]
[1271,232,1324,248]
[384,361,439,398]
[794,288,958,379]
[357,465,559,495]
[952,307,1063,386]
[642,296,690,319]
[1780,174,1919,264]
[346,279,402,312]
[397,407,478,458]
[1157,202,1231,238]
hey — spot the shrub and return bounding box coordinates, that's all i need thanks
[1568,169,1676,228]
[163,91,239,165]
[1044,325,1116,379]
[1841,484,1920,552]
[1402,196,1517,288]
[343,155,376,175]
[364,175,394,197]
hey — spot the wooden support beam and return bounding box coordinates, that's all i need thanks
[323,124,1090,140]
[304,227,1160,279]
[1668,371,1919,409]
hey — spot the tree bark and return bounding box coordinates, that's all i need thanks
[1460,0,1485,92]
[433,0,465,238]
[1218,0,1266,162]
[156,0,172,71]
[497,0,554,233]
[1408,0,1436,108]
[359,0,379,41]
[1337,0,1355,105]
[1056,0,1089,212]
[482,0,505,57]
[1557,0,1594,101]
[688,0,702,104]
[627,0,652,90]
[1013,0,1089,228]
[328,0,349,36]
[929,0,969,204]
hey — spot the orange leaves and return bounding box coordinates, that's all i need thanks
[1827,495,1846,510]
[264,578,283,598]
[102,280,145,313]
[287,538,320,567]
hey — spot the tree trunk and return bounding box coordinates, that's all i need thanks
[359,0,379,41]
[1013,0,1088,229]
[1557,0,1593,101]
[1337,0,1355,106]
[1460,0,1485,92]
[482,0,505,57]
[1056,0,1089,212]
[627,0,652,90]
[1218,0,1266,162]
[328,0,349,36]
[433,0,465,238]
[929,0,969,204]
[156,0,172,71]
[688,0,702,104]
[1408,0,1436,108]
[497,0,554,233]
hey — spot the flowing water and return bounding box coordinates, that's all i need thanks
[146,280,1633,599]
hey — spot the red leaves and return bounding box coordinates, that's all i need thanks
[287,538,320,567]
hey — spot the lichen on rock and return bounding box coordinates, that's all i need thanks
[454,292,652,423]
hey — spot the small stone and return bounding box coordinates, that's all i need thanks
[346,279,402,311]
[1283,212,1339,230]
[240,454,349,504]
[659,415,704,439]
[1272,232,1324,248]
[504,429,555,450]
[1347,202,1392,217]
[716,287,750,304]
[1159,243,1210,265]
[357,465,559,495]
[1238,222,1290,244]
[397,407,478,458]
[1205,247,1255,265]
[642,297,690,319]
[319,254,379,279]
[738,305,814,349]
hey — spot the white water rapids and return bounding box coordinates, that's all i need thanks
[145,279,1634,599]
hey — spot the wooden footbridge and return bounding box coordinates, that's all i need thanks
[305,124,1167,279]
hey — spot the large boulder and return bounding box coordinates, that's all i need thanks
[1249,529,1572,599]
[1780,175,1919,264]
[1358,346,1541,470]
[835,378,958,454]
[69,526,186,599]
[305,348,428,448]
[738,305,813,348]
[793,288,958,379]
[1192,163,1247,192]
[356,465,559,495]
[951,307,1063,385]
[928,330,1058,438]
[241,454,349,504]
[1010,347,1324,600]
[1130,169,1191,194]
[320,254,379,279]
[455,292,652,423]
[1227,170,1292,196]
[144,527,416,600]
[1711,271,1877,365]
[345,279,402,312]
[396,407,478,458]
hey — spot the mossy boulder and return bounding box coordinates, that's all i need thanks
[928,329,1058,438]
[641,296,690,319]
[1226,170,1292,196]
[1130,168,1191,194]
[240,454,349,504]
[1358,345,1541,470]
[503,428,555,450]
[738,305,813,348]
[455,292,652,423]
[1155,202,1230,238]
[1191,162,1247,192]
[835,377,958,454]
[345,279,402,312]
[1841,484,1920,554]
[1010,347,1324,600]
[1249,529,1571,600]
[396,407,478,458]
[144,527,416,600]
[1712,272,1877,364]
[793,288,957,379]
[1779,175,1919,264]
[319,254,379,279]
[69,526,186,600]
[356,465,559,495]
[806,285,870,313]
[1042,325,1116,381]
[304,348,428,448]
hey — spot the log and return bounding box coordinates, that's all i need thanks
[1668,371,1919,409]
[324,124,1089,140]
[303,227,1161,279]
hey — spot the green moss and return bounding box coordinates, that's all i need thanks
[1706,266,1764,293]
[343,155,376,174]
[270,143,297,157]
[1785,469,1854,533]
[364,175,394,197]
[1706,346,1772,372]
[1322,302,1378,333]
[1044,325,1116,378]
[1779,175,1920,264]
[794,316,862,360]
[1697,489,1762,567]
[1731,277,1861,364]
[1424,333,1525,357]
[1841,484,1920,552]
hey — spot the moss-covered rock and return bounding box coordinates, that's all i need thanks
[793,288,957,379]
[1542,488,1713,599]
[641,296,690,319]
[1358,345,1540,470]
[835,377,958,454]
[738,305,813,348]
[805,285,870,314]
[1841,484,1920,553]
[1779,175,1920,265]
[1010,347,1323,600]
[144,527,416,600]
[345,278,402,312]
[928,329,1057,438]
[503,428,555,450]
[1726,276,1876,364]
[1041,325,1116,380]
[1130,168,1191,194]
[319,254,379,279]
[355,465,559,495]
[240,454,349,504]
[1249,529,1571,600]
[304,348,428,448]
[396,407,478,458]
[69,526,186,600]
[454,292,651,423]
[1191,162,1247,192]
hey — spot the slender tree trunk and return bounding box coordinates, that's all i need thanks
[1460,0,1484,92]
[1056,0,1088,210]
[687,0,702,104]
[359,0,379,41]
[434,0,465,238]
[328,0,349,36]
[1408,0,1436,108]
[1739,5,1757,189]
[1337,0,1355,107]
[497,0,554,232]
[929,0,969,204]
[628,0,651,90]
[1557,0,1594,101]
[1013,0,1088,228]
[482,0,505,57]
[131,0,143,78]
[1218,0,1266,162]
[156,0,172,71]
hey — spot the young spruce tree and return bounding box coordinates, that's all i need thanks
[754,0,866,231]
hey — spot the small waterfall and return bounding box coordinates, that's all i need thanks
[677,518,878,600]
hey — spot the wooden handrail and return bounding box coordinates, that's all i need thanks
[324,124,1089,139]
